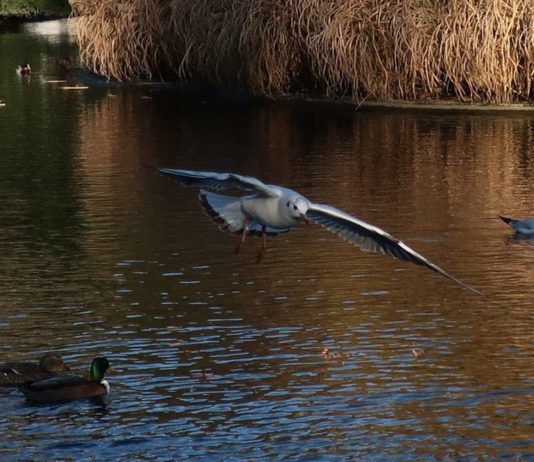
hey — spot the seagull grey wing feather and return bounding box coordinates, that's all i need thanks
[158,168,279,197]
[307,203,482,295]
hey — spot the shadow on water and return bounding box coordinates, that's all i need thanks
[0,18,534,462]
[506,233,534,243]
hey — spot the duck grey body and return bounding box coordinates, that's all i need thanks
[158,168,481,295]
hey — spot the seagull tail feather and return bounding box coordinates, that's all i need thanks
[499,215,516,225]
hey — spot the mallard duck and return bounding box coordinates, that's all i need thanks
[20,357,111,403]
[16,63,31,76]
[500,215,534,235]
[0,352,70,386]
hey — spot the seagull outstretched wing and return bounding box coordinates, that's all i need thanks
[158,168,278,197]
[307,203,482,295]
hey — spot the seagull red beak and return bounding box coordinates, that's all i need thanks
[300,214,310,225]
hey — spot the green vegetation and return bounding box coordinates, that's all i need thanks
[0,0,70,18]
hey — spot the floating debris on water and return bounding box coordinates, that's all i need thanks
[60,86,89,90]
[321,348,349,361]
[412,348,425,359]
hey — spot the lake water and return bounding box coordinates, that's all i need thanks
[1,19,534,461]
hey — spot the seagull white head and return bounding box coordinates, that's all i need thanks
[285,195,310,224]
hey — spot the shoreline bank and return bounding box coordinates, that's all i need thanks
[0,0,69,21]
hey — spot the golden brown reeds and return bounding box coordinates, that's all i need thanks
[440,0,534,102]
[169,0,305,95]
[70,0,173,81]
[71,0,534,103]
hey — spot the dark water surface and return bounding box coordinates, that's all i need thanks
[1,20,534,461]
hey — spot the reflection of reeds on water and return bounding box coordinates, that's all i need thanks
[71,0,534,103]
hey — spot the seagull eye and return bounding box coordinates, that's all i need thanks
[293,205,297,210]
[286,201,290,207]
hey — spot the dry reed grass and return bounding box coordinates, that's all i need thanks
[168,0,304,94]
[70,0,173,80]
[70,0,534,103]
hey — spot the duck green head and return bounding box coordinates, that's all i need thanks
[89,357,110,382]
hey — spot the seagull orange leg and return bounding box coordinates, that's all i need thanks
[234,221,250,255]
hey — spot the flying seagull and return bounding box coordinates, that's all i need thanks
[499,215,534,235]
[157,168,482,295]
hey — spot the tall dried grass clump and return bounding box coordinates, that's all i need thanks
[439,0,534,102]
[302,0,443,99]
[71,0,534,103]
[169,0,305,95]
[70,0,173,80]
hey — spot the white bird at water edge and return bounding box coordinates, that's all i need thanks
[157,168,482,295]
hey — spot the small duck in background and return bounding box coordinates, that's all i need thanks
[20,357,111,403]
[16,63,31,76]
[499,215,534,235]
[0,352,70,386]
[55,57,72,73]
